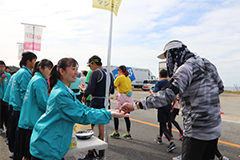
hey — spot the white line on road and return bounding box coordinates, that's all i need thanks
[222,118,240,124]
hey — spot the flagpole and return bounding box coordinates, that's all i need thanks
[32,26,35,52]
[104,10,113,160]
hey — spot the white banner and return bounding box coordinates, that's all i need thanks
[24,25,43,51]
[18,43,24,60]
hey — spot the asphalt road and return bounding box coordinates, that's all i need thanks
[103,91,240,160]
[1,91,240,160]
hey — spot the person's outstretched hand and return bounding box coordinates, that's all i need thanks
[108,109,129,118]
[119,102,134,114]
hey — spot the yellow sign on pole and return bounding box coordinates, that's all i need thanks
[93,0,122,16]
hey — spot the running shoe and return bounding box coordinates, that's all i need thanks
[122,133,132,140]
[222,156,230,160]
[166,142,177,152]
[79,151,97,160]
[0,128,4,134]
[155,137,162,144]
[172,155,182,160]
[9,151,14,158]
[179,131,183,140]
[109,132,120,139]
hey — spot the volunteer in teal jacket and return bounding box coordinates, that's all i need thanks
[10,66,33,111]
[2,74,15,104]
[7,51,37,154]
[18,71,49,129]
[0,60,11,134]
[30,58,127,160]
[0,71,11,100]
[16,59,53,160]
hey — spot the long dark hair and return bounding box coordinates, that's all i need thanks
[48,58,78,94]
[32,59,54,76]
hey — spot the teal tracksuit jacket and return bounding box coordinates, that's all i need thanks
[2,74,15,104]
[18,72,48,130]
[9,66,32,111]
[0,71,11,100]
[30,80,112,160]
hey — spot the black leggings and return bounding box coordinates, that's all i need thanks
[215,148,222,158]
[168,109,183,135]
[114,117,131,132]
[159,122,172,141]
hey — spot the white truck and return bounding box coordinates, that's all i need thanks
[103,65,156,88]
[158,61,167,74]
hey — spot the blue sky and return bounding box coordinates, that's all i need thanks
[0,0,240,87]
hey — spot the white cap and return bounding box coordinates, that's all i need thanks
[157,40,183,59]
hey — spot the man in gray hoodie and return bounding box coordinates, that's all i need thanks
[120,40,224,160]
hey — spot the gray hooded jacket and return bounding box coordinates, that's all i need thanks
[141,56,224,141]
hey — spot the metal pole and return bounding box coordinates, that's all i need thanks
[103,11,113,160]
[21,23,46,28]
[32,26,35,52]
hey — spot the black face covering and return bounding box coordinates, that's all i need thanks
[166,45,195,77]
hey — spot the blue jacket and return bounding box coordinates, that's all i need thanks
[9,66,32,111]
[30,80,112,160]
[0,71,11,100]
[18,72,48,130]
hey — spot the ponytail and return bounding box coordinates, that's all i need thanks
[32,61,40,76]
[48,65,59,94]
[124,69,129,77]
[122,66,129,77]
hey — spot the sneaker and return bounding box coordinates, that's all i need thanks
[9,151,14,158]
[79,151,97,160]
[155,137,162,144]
[179,131,183,140]
[122,133,132,140]
[222,156,230,160]
[172,155,182,160]
[109,132,120,139]
[0,128,4,134]
[166,142,177,152]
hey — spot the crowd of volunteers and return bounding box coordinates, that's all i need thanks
[0,40,237,160]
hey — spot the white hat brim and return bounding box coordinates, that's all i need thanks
[157,40,183,59]
[157,52,166,59]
